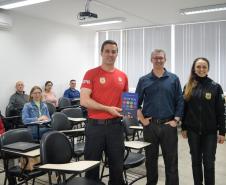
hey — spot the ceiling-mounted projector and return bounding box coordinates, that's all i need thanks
[78,11,98,20]
[78,0,97,20]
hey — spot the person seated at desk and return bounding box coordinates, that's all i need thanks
[43,81,58,107]
[5,81,29,130]
[63,79,80,101]
[0,111,5,135]
[7,81,29,116]
[22,86,51,140]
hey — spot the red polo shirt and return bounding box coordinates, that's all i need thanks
[81,66,128,119]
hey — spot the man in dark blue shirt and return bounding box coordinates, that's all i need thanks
[135,49,184,185]
[63,79,80,101]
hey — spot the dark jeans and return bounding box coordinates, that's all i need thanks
[84,118,125,185]
[143,123,179,185]
[28,126,52,140]
[187,130,217,185]
[7,176,16,185]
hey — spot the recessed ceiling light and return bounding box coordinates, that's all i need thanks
[0,0,51,9]
[180,3,226,15]
[79,17,125,27]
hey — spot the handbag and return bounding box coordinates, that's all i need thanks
[19,156,40,171]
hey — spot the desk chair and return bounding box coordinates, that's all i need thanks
[123,117,142,141]
[61,107,85,129]
[40,131,104,185]
[58,97,74,111]
[101,118,146,185]
[71,98,80,106]
[51,112,85,161]
[100,149,145,185]
[4,107,24,130]
[0,128,45,185]
[45,102,56,117]
[61,107,83,118]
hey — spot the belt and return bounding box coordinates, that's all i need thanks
[151,117,173,124]
[88,117,122,125]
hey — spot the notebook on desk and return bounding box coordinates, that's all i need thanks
[29,120,50,125]
[3,142,40,152]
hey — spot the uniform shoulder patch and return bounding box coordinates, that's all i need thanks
[211,81,217,85]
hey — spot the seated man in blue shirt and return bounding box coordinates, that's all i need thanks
[63,79,80,101]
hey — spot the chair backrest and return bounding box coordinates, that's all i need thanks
[51,112,72,131]
[0,128,33,159]
[0,128,33,146]
[40,131,73,164]
[45,102,56,117]
[61,107,83,118]
[58,97,71,108]
[123,117,140,137]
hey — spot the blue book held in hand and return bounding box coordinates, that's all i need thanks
[122,92,138,118]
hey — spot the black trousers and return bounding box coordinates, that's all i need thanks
[84,119,125,185]
[143,123,179,185]
[187,130,217,185]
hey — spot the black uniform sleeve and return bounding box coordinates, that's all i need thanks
[181,85,187,131]
[215,84,225,136]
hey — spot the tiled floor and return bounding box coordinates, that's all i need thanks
[1,134,226,185]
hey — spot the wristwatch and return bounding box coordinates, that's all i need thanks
[173,118,180,124]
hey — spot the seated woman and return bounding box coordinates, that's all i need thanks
[22,86,51,139]
[43,81,58,107]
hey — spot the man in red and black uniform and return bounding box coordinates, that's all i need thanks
[80,40,128,185]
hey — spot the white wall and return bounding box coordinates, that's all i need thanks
[0,12,96,114]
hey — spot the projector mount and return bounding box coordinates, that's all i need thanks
[77,0,98,20]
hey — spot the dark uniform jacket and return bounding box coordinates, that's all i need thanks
[182,77,225,136]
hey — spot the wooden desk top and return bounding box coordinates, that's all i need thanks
[60,128,85,133]
[129,125,143,130]
[68,117,86,122]
[124,141,150,150]
[38,161,100,173]
[1,148,40,157]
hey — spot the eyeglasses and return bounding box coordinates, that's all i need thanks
[32,92,41,95]
[152,57,165,61]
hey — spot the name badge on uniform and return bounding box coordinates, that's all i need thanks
[99,77,106,84]
[205,92,212,100]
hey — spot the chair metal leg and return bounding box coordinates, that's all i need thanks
[3,176,7,185]
[32,178,35,185]
[48,172,52,185]
[123,170,128,185]
[100,164,105,180]
[63,174,66,182]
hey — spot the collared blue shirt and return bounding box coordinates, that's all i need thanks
[135,69,184,119]
[63,88,80,100]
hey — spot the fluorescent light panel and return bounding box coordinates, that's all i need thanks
[79,17,125,27]
[0,0,50,9]
[180,3,226,15]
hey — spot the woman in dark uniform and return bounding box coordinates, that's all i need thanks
[182,57,225,185]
